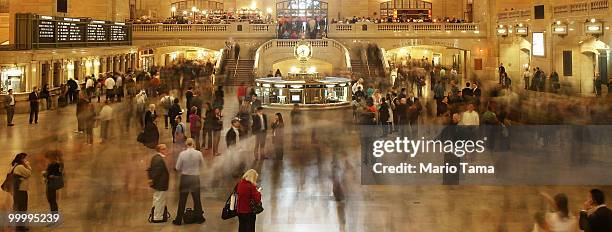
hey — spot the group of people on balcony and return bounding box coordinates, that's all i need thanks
[277,17,327,39]
[331,16,468,24]
[130,11,273,25]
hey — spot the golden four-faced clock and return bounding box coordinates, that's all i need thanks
[294,41,313,62]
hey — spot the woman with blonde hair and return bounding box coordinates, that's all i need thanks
[236,169,262,232]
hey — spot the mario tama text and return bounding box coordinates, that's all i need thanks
[370,137,494,175]
[372,162,495,174]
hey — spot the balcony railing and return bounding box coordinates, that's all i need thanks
[132,23,277,38]
[134,22,485,40]
[328,23,484,38]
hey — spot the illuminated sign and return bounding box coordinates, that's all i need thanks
[516,27,528,36]
[532,32,545,57]
[585,22,603,34]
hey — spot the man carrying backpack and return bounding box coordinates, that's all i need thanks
[147,144,170,223]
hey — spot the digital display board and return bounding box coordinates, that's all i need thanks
[37,19,55,43]
[110,24,129,41]
[87,22,107,42]
[25,14,131,49]
[532,32,545,57]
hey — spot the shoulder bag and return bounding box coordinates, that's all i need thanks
[249,185,264,214]
[221,184,238,220]
[1,166,17,193]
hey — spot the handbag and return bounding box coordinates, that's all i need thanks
[137,131,146,143]
[221,185,238,220]
[148,206,171,223]
[1,167,16,193]
[249,186,264,214]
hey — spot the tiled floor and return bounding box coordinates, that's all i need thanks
[0,87,610,232]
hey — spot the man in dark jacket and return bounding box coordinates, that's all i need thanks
[67,78,78,103]
[226,118,242,148]
[579,189,612,232]
[29,87,40,124]
[147,144,170,223]
[251,107,268,160]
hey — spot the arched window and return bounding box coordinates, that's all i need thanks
[171,0,223,14]
[276,0,328,18]
[380,0,432,20]
[0,0,8,13]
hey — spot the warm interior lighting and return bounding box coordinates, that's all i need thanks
[587,26,601,31]
[553,27,566,32]
[171,6,176,12]
[590,18,596,23]
[307,66,316,73]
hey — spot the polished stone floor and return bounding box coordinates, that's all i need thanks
[0,87,611,232]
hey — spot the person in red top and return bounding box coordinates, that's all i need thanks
[237,84,247,106]
[236,169,262,232]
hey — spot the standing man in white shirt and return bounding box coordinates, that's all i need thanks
[459,103,480,126]
[172,138,204,225]
[85,76,95,100]
[104,76,116,102]
[523,68,531,90]
[98,101,114,143]
[5,89,16,126]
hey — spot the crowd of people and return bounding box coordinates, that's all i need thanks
[332,16,469,24]
[277,17,327,39]
[129,9,273,25]
[2,52,612,232]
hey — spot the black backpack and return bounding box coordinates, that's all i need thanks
[148,206,170,223]
[183,208,205,224]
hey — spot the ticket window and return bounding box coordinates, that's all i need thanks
[1,67,25,93]
[289,90,302,104]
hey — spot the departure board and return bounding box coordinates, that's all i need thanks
[87,23,107,41]
[110,24,129,41]
[25,14,132,49]
[37,19,55,43]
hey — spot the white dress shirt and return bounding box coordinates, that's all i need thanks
[459,110,480,126]
[176,148,203,176]
[104,78,115,90]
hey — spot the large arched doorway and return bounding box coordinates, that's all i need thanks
[276,0,328,39]
[379,0,432,22]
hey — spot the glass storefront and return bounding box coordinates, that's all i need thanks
[0,66,25,93]
[255,77,350,107]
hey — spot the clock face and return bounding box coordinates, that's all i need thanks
[296,45,310,58]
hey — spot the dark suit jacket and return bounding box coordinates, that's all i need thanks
[462,88,473,97]
[579,206,612,232]
[251,114,268,133]
[168,103,182,124]
[147,154,169,191]
[473,88,482,97]
[226,127,241,148]
[29,92,39,106]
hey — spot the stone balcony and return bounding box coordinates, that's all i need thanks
[132,23,278,39]
[132,22,486,41]
[327,22,486,38]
